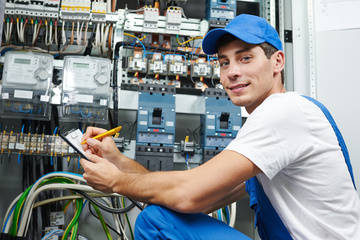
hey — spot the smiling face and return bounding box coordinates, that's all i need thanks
[218,39,285,114]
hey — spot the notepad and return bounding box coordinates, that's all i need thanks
[60,128,90,161]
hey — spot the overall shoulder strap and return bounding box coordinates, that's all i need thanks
[246,177,293,240]
[302,95,356,189]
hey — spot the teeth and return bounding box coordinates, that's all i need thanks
[233,84,246,89]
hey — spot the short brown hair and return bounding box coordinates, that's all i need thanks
[216,33,285,85]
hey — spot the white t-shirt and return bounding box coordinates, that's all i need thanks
[225,92,360,240]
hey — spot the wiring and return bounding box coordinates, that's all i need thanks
[1,172,137,238]
[176,35,203,46]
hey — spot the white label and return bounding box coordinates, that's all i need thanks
[100,99,107,106]
[15,143,25,150]
[40,95,50,102]
[139,121,148,125]
[233,126,241,131]
[139,110,148,115]
[14,90,33,99]
[50,211,65,226]
[207,125,215,130]
[166,121,174,127]
[207,115,215,119]
[8,143,15,149]
[2,93,9,99]
[74,94,93,103]
[167,135,173,140]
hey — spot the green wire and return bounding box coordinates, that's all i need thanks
[9,185,32,236]
[122,198,134,240]
[92,203,113,240]
[62,198,83,240]
[10,177,76,236]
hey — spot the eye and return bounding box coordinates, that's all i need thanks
[240,56,252,63]
[219,61,229,68]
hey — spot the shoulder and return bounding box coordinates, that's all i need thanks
[248,92,314,128]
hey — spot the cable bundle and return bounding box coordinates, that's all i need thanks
[1,171,142,240]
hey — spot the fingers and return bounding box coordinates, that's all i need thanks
[84,150,104,163]
[81,127,107,143]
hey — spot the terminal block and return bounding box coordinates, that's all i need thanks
[168,55,187,77]
[191,59,212,79]
[148,56,167,76]
[128,55,148,73]
[212,61,220,79]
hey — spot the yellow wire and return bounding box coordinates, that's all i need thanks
[124,32,147,41]
[176,36,203,46]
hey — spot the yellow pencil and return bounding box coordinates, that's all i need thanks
[81,126,122,145]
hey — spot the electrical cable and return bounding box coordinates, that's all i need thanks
[176,35,203,46]
[88,203,124,239]
[71,190,138,213]
[229,202,236,228]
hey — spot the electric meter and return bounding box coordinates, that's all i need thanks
[0,51,54,120]
[60,55,111,123]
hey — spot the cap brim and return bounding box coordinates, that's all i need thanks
[202,28,265,55]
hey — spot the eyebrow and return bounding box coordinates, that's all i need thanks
[217,47,252,60]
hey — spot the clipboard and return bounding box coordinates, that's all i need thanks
[60,128,90,161]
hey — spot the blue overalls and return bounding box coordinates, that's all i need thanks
[245,96,357,239]
[134,96,356,240]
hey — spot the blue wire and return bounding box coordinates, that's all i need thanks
[80,109,91,118]
[217,209,222,221]
[225,206,230,225]
[2,205,15,232]
[1,48,13,56]
[130,36,146,57]
[53,126,58,135]
[145,52,166,63]
[191,41,203,54]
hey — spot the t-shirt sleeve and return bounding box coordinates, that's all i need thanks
[225,95,313,180]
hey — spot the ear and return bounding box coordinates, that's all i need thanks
[273,51,285,74]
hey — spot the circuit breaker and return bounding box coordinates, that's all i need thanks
[205,0,237,28]
[200,88,242,162]
[135,83,176,171]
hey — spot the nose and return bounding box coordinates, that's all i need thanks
[227,62,242,81]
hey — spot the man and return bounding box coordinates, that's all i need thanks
[80,14,360,239]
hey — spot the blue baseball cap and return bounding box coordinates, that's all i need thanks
[202,14,283,55]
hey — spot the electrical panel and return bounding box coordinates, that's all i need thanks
[60,55,111,123]
[0,51,54,121]
[135,84,176,171]
[200,88,242,162]
[205,0,237,28]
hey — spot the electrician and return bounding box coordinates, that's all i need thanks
[80,14,360,239]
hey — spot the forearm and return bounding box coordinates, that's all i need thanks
[115,154,150,174]
[111,151,259,214]
[202,183,247,214]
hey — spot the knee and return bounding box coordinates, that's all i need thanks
[134,205,167,239]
